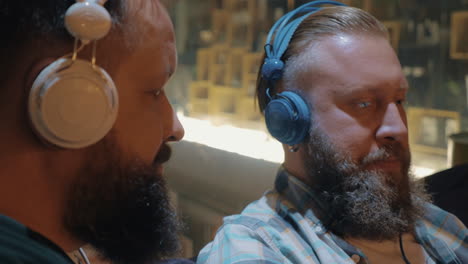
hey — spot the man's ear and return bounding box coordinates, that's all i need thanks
[24,58,58,93]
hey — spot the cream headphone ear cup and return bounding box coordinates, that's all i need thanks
[28,58,119,149]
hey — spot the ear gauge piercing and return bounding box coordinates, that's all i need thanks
[288,145,299,152]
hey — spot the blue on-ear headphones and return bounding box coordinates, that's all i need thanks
[262,0,346,146]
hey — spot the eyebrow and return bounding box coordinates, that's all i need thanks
[334,83,408,99]
[333,85,378,97]
[148,68,174,87]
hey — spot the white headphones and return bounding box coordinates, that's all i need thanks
[28,0,119,149]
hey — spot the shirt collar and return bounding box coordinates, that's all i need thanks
[27,228,75,263]
[0,214,74,263]
[274,166,332,225]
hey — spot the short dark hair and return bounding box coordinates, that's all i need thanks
[256,6,388,113]
[0,0,125,91]
[0,0,126,95]
[0,1,124,47]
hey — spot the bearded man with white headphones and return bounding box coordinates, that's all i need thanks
[0,0,186,263]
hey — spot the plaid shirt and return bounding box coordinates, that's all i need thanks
[197,167,468,264]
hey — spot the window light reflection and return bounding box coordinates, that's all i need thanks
[177,113,435,178]
[178,113,283,163]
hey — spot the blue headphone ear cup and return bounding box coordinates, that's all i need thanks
[264,91,311,145]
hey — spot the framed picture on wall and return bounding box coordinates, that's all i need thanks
[407,107,461,155]
[450,11,468,59]
[196,49,211,81]
[466,75,468,109]
[212,10,229,44]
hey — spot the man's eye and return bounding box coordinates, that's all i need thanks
[357,101,371,108]
[153,89,162,97]
[146,89,163,98]
[396,99,406,105]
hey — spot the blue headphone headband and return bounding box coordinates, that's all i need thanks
[262,1,346,146]
[262,0,346,82]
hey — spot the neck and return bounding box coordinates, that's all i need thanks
[283,146,312,186]
[0,145,83,252]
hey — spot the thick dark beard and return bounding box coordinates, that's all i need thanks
[64,136,181,264]
[302,128,430,241]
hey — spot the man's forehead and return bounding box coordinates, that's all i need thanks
[126,0,169,29]
[123,0,175,54]
[319,34,394,63]
[128,0,157,18]
[114,0,176,82]
[160,0,178,9]
[285,36,408,99]
[315,36,399,76]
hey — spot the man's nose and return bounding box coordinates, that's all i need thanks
[376,103,408,144]
[167,108,185,142]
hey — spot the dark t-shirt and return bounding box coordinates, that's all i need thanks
[0,214,73,263]
[424,163,468,226]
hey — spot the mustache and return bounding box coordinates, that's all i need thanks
[153,144,172,165]
[360,143,407,166]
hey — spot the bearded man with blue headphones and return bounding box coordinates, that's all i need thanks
[197,2,467,264]
[0,1,189,264]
